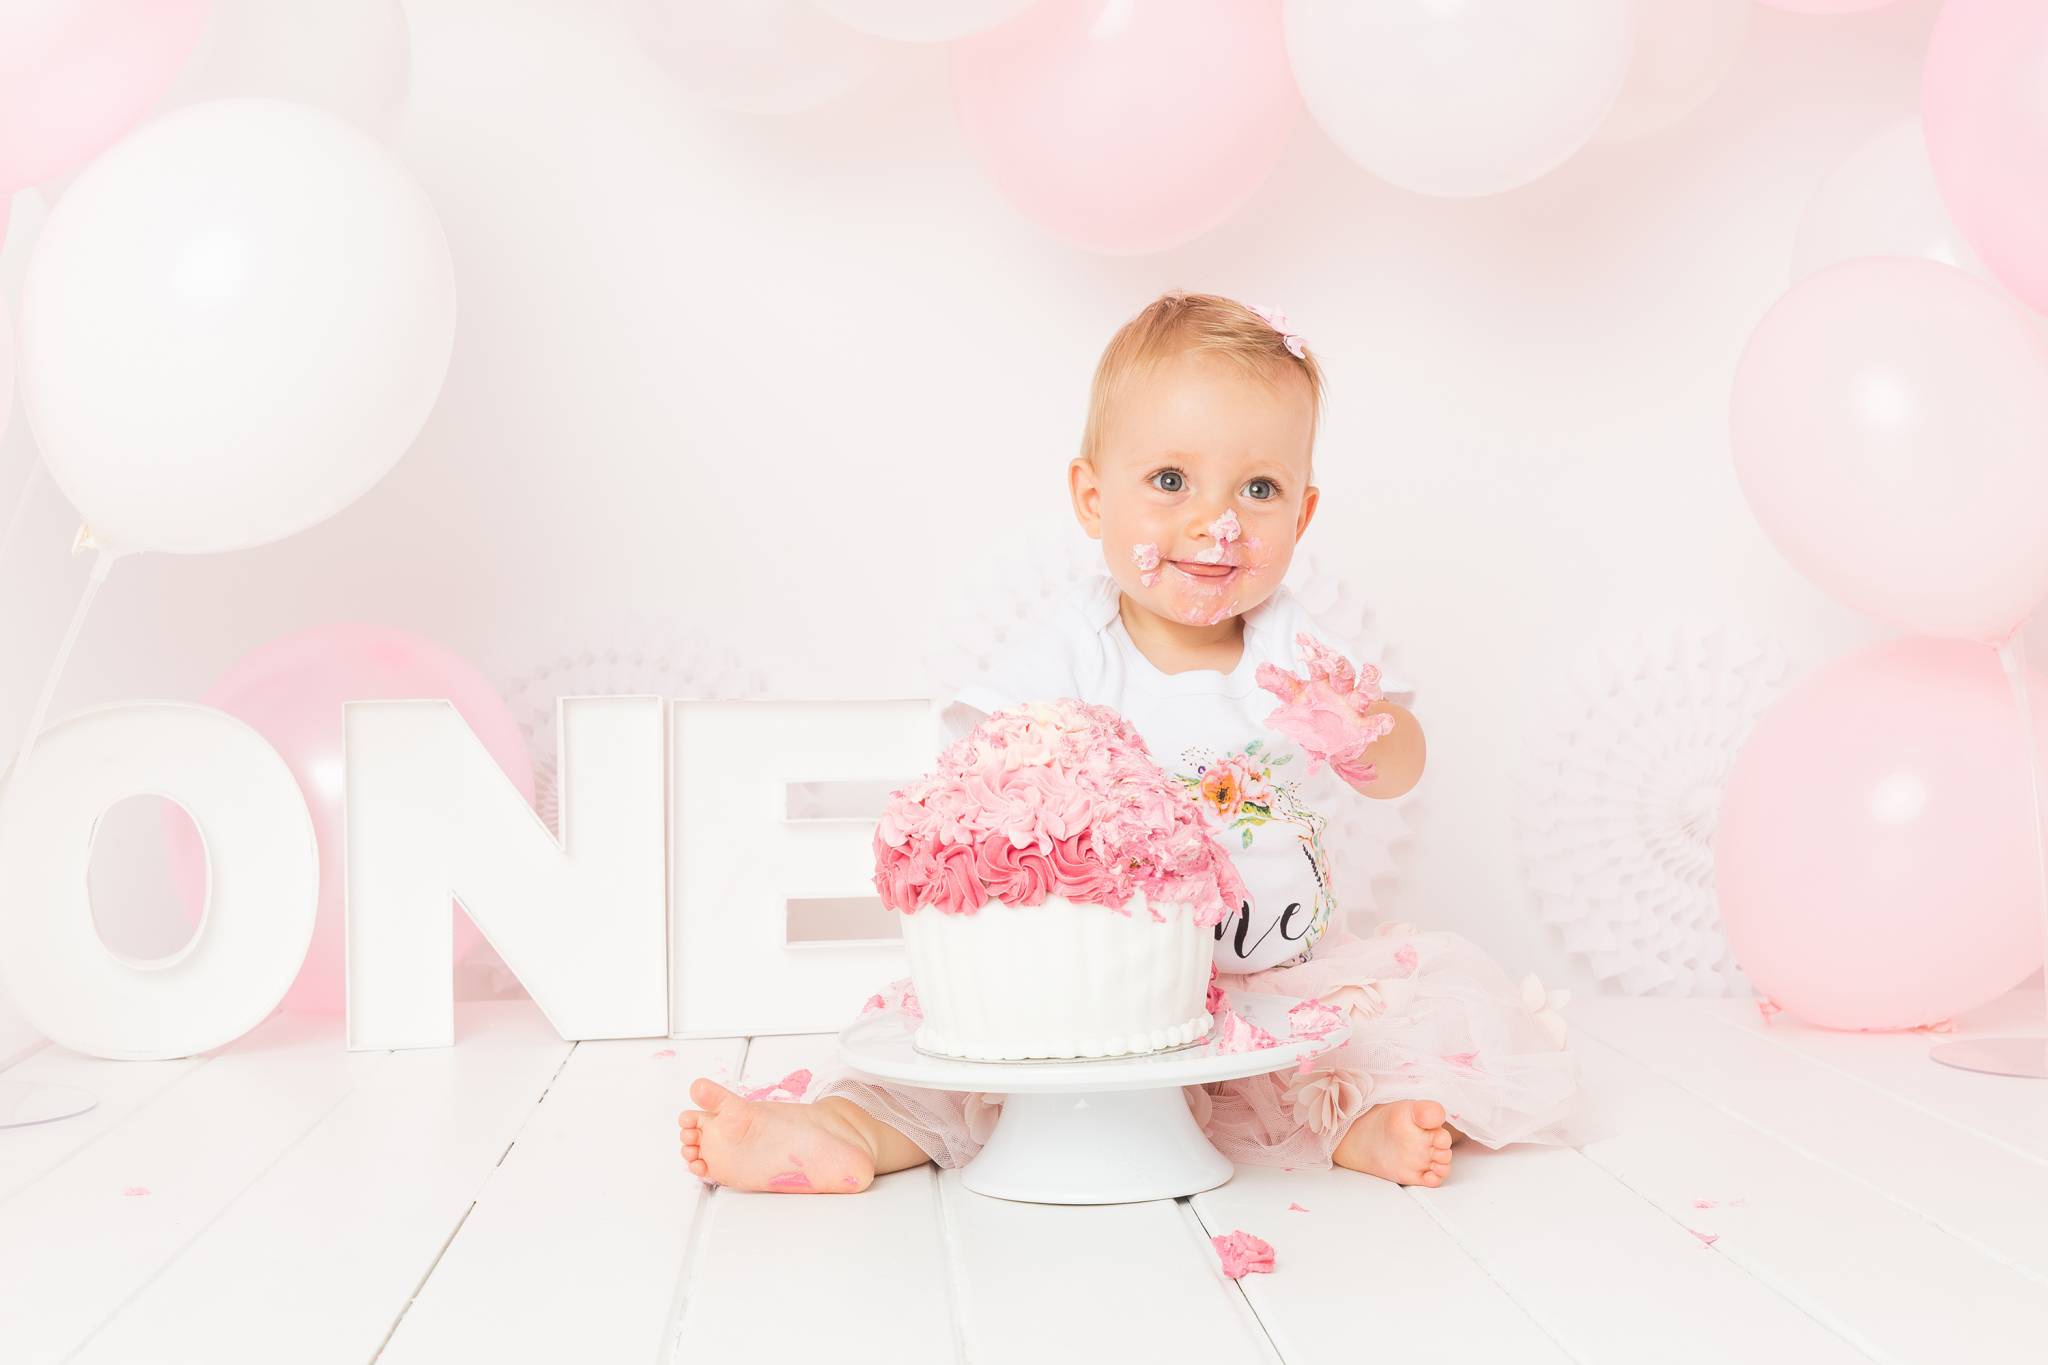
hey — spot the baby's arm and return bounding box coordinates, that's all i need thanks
[1256,633,1426,799]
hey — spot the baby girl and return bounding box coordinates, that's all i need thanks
[679,291,1585,1194]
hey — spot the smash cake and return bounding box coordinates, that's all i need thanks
[871,698,1248,1061]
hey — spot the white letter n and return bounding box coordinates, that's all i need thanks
[343,696,667,1050]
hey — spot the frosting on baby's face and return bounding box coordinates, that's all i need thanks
[1072,349,1318,631]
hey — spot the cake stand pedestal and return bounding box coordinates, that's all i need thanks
[837,990,1346,1205]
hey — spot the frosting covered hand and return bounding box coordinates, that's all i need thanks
[1255,632,1397,786]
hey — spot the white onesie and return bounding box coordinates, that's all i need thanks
[939,573,1414,973]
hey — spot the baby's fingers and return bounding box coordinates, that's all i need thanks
[1295,633,1358,694]
[1256,660,1308,704]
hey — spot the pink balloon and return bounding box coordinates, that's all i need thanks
[1716,637,2046,1030]
[167,624,534,1015]
[1924,0,2048,316]
[0,0,210,192]
[950,0,1301,255]
[1729,257,2048,644]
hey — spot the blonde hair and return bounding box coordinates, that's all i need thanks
[1078,290,1325,469]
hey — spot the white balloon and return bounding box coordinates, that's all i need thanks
[1283,0,1634,198]
[1597,0,1748,143]
[1792,118,1989,284]
[810,0,1034,44]
[19,99,455,556]
[643,0,887,114]
[159,0,412,141]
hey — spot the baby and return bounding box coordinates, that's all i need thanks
[679,291,1585,1194]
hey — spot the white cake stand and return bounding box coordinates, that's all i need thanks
[837,990,1348,1205]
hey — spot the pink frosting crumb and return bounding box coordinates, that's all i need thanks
[1211,1230,1275,1279]
[1287,1202,1309,1213]
[740,1069,812,1103]
[1213,1008,1278,1053]
[860,977,923,1020]
[1286,998,1345,1041]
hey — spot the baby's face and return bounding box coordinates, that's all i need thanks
[1072,349,1318,629]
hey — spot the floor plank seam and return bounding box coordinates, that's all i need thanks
[929,1167,980,1365]
[1559,1102,1889,1364]
[369,1193,482,1363]
[1174,1194,1286,1365]
[1401,1179,1591,1364]
[1703,1008,2048,1172]
[658,1035,752,1365]
[61,1084,357,1364]
[1571,1027,2048,1291]
[486,1036,584,1176]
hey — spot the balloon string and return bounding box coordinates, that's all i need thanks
[1995,633,2048,1067]
[0,458,41,576]
[2,546,118,797]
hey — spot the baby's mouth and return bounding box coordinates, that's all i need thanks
[1168,559,1240,582]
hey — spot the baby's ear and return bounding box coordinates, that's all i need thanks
[1068,457,1104,534]
[1294,483,1320,539]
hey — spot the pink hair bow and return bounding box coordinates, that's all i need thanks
[1248,302,1307,360]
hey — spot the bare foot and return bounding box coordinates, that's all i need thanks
[678,1078,877,1194]
[1333,1099,1456,1186]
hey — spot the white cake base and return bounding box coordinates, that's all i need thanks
[966,1087,1231,1203]
[899,891,1212,1061]
[838,990,1350,1204]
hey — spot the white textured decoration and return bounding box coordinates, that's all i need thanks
[1515,624,1790,996]
[498,622,769,837]
[921,527,1419,934]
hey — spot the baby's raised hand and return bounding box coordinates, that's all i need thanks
[1256,633,1396,786]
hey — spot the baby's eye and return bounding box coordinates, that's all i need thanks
[1150,468,1187,494]
[1244,478,1279,501]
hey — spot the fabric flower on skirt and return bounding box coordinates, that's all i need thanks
[1283,1065,1373,1137]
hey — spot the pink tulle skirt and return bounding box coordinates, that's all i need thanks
[806,920,1592,1172]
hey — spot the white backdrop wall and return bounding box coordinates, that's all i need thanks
[3,0,2018,1038]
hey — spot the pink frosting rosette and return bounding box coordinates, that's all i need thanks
[871,698,1248,925]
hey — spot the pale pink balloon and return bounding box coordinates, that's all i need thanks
[950,0,1302,255]
[1716,637,2046,1030]
[1923,0,2048,317]
[1729,257,2048,644]
[0,0,210,192]
[167,624,534,1015]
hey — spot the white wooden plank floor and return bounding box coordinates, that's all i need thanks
[3,989,2042,1364]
